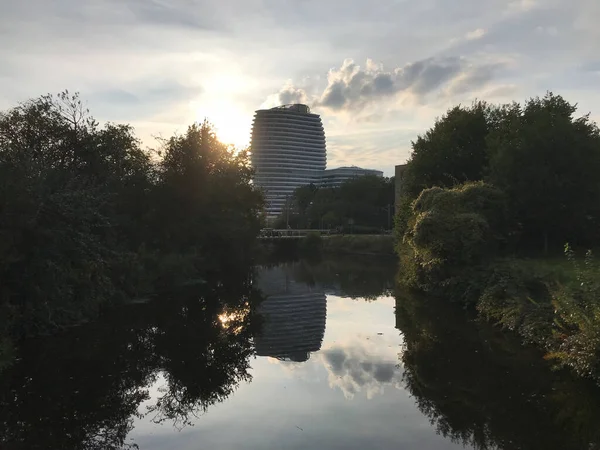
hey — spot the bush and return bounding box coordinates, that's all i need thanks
[400,182,508,298]
[299,232,323,259]
[0,93,264,339]
[547,245,600,380]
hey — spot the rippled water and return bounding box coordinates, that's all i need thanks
[2,258,600,450]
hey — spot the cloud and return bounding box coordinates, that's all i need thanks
[321,345,403,399]
[444,62,505,96]
[465,28,486,40]
[1,0,599,175]
[267,57,505,113]
[535,25,558,36]
[265,81,310,107]
[507,0,539,13]
[87,80,202,121]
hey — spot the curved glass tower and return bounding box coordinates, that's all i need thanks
[251,104,326,219]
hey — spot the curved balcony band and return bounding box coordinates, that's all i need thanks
[251,104,327,218]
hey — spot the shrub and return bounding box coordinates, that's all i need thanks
[400,182,508,298]
[547,245,600,380]
[299,232,323,259]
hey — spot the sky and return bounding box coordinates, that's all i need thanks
[1,0,599,176]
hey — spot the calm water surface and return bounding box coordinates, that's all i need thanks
[2,258,600,450]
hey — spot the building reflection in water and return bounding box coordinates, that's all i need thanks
[254,264,326,362]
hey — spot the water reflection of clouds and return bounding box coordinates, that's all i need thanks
[321,344,403,400]
[263,337,404,400]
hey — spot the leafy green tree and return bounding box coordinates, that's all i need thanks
[282,175,395,231]
[402,102,491,198]
[487,93,600,252]
[0,92,153,336]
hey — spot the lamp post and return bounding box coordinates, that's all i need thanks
[380,204,392,231]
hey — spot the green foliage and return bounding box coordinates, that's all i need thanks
[298,231,323,259]
[398,92,600,253]
[401,182,507,299]
[547,245,600,380]
[402,101,491,198]
[281,175,395,231]
[476,259,553,344]
[0,92,264,339]
[487,93,600,251]
[396,91,600,386]
[393,194,413,241]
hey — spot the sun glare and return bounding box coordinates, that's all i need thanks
[190,99,252,151]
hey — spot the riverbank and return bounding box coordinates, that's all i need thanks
[398,241,600,385]
[321,234,395,256]
[257,233,395,261]
[395,180,600,385]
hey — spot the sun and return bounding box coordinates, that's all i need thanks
[191,99,252,150]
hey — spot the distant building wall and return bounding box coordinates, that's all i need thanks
[395,164,408,209]
[320,166,383,188]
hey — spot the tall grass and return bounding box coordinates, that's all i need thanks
[547,245,600,380]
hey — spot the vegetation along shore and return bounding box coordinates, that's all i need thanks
[395,92,600,383]
[0,92,264,352]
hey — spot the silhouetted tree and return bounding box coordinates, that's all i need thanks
[487,93,600,252]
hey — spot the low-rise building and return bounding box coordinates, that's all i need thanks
[320,166,383,188]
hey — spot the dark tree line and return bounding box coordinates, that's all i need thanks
[276,175,395,232]
[0,92,264,340]
[396,93,600,384]
[397,92,600,253]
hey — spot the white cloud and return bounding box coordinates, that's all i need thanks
[0,0,599,172]
[465,28,487,40]
[321,345,403,400]
[267,56,505,115]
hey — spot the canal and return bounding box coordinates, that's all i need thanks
[1,257,600,449]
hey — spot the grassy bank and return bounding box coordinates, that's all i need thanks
[396,182,600,385]
[399,241,600,384]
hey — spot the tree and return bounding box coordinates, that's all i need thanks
[403,102,491,198]
[0,92,153,336]
[154,120,264,263]
[282,176,395,231]
[487,93,600,252]
[0,93,264,339]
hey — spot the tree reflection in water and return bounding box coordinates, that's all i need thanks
[0,270,263,450]
[395,286,600,450]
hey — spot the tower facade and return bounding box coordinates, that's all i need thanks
[251,104,326,219]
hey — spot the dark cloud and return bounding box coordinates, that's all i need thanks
[273,57,503,112]
[446,63,505,96]
[325,348,347,373]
